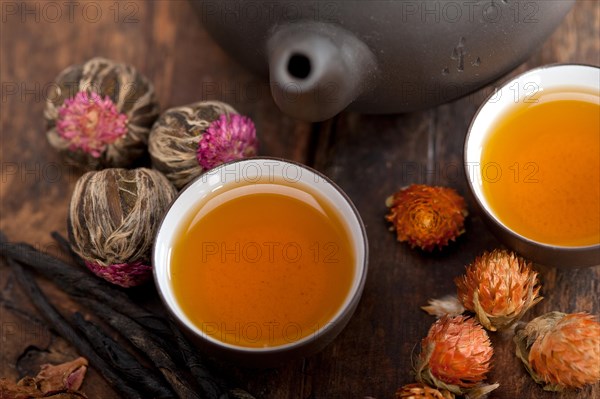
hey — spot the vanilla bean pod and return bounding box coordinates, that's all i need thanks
[50,231,86,268]
[52,231,177,341]
[1,233,251,398]
[0,235,198,398]
[0,238,130,307]
[52,232,189,357]
[167,319,234,399]
[71,312,175,398]
[77,296,201,399]
[0,236,171,337]
[1,254,142,399]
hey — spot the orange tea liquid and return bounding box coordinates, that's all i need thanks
[170,179,355,348]
[481,88,600,246]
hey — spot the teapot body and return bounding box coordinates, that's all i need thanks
[193,1,575,120]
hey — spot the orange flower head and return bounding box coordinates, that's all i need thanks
[416,315,494,394]
[385,185,467,251]
[455,249,542,331]
[515,312,600,391]
[395,383,454,399]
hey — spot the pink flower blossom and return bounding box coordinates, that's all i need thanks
[56,91,128,157]
[196,114,258,170]
[85,260,152,288]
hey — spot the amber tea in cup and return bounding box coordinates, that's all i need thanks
[171,176,355,348]
[154,158,368,363]
[465,64,600,267]
[480,87,600,246]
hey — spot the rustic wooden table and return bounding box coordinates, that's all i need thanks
[1,1,598,398]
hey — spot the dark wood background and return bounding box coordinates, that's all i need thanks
[1,1,598,398]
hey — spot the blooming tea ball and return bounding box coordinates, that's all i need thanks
[45,57,159,170]
[148,101,258,189]
[68,168,176,287]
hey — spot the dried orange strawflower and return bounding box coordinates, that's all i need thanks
[385,185,467,251]
[395,383,454,399]
[455,249,542,331]
[416,316,498,398]
[515,312,600,391]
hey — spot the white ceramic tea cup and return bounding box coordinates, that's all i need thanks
[464,64,600,267]
[153,157,368,365]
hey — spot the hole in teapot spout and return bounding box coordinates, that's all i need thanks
[287,53,311,80]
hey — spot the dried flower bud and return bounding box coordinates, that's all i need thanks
[395,383,454,399]
[0,357,88,398]
[149,101,258,189]
[514,312,600,391]
[36,357,88,393]
[68,168,176,287]
[416,316,498,398]
[45,57,159,170]
[455,249,542,331]
[385,185,467,251]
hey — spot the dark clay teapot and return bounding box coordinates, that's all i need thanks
[192,1,574,121]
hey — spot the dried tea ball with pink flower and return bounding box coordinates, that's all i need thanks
[148,101,258,189]
[68,168,176,287]
[45,57,159,170]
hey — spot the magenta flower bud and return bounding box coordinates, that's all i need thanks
[196,114,258,170]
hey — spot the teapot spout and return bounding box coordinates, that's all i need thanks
[268,22,376,122]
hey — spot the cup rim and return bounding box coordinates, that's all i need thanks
[464,63,600,252]
[153,156,369,353]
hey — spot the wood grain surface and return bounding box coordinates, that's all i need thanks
[1,1,599,398]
